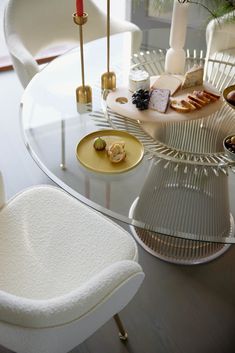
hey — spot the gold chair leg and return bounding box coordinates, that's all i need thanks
[113,314,128,341]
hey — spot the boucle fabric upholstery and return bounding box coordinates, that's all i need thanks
[0,260,142,329]
[0,269,144,353]
[0,186,142,328]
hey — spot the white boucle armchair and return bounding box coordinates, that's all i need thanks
[4,0,142,88]
[0,175,144,353]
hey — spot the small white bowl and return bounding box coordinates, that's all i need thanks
[223,135,235,161]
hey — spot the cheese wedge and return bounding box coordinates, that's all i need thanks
[149,88,170,113]
[151,75,182,96]
[181,65,203,89]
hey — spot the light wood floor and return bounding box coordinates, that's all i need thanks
[0,70,235,353]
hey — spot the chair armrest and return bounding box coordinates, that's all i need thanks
[206,11,235,57]
[6,33,39,87]
[0,260,144,328]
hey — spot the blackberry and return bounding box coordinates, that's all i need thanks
[132,89,150,111]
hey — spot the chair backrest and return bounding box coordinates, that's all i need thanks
[5,0,107,55]
[4,0,141,87]
[206,11,235,58]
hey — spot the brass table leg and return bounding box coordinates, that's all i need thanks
[113,314,128,341]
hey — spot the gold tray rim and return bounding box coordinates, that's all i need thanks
[223,85,235,110]
[76,129,145,174]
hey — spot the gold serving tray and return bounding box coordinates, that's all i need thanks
[76,130,144,173]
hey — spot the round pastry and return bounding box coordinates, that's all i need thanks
[107,142,126,163]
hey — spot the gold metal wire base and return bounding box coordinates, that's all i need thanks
[113,314,128,342]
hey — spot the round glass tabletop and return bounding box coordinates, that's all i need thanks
[20,29,235,265]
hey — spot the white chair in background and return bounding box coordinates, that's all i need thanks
[0,173,144,353]
[4,0,142,88]
[206,10,235,62]
[205,11,235,84]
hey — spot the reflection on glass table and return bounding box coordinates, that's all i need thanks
[20,30,235,265]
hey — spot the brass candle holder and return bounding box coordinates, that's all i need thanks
[101,0,116,90]
[73,12,92,104]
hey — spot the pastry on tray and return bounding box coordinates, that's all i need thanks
[106,141,126,163]
[93,137,126,164]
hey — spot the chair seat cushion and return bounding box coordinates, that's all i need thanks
[0,186,138,300]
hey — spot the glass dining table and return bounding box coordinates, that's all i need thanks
[20,27,235,265]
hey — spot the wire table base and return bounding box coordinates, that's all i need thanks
[129,198,233,265]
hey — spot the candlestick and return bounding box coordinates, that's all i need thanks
[76,0,83,16]
[101,0,116,90]
[165,0,189,74]
[73,12,92,104]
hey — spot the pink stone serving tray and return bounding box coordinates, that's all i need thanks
[106,77,223,124]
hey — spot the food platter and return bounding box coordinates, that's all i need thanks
[106,78,222,123]
[76,130,144,173]
[100,50,235,171]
